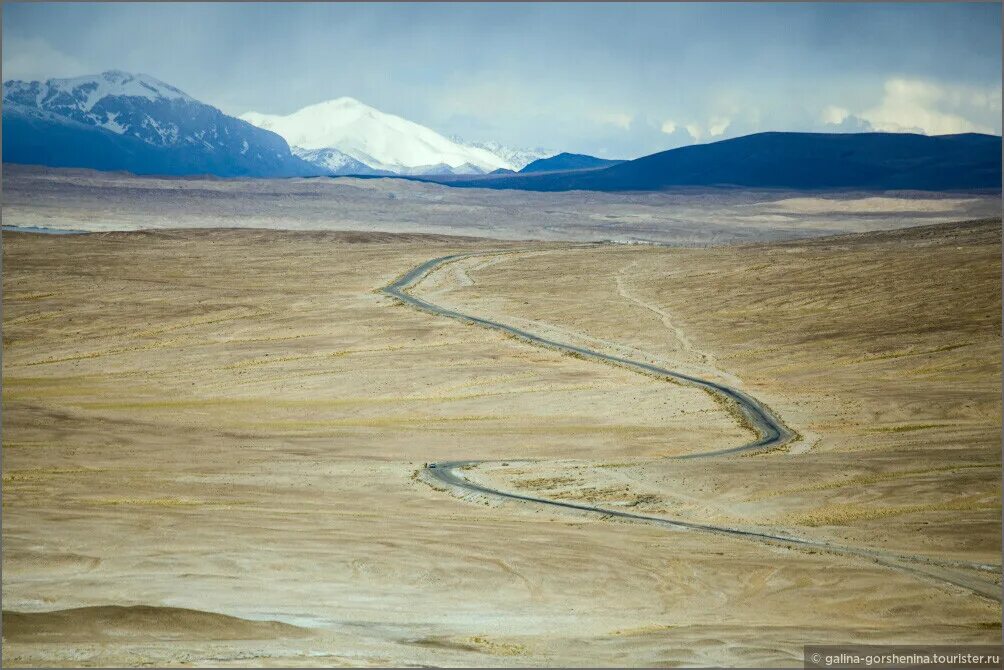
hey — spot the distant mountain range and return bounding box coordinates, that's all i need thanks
[440,132,1002,191]
[449,137,553,172]
[2,71,314,177]
[2,71,1000,191]
[240,98,550,175]
[290,146,383,176]
[2,71,554,178]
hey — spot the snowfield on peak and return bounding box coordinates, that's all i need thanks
[3,70,193,114]
[291,146,379,175]
[450,137,554,171]
[3,70,314,178]
[240,98,511,174]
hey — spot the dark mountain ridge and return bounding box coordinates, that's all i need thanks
[440,132,1002,192]
[518,152,623,173]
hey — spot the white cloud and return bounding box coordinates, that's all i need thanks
[592,111,633,130]
[1,36,91,81]
[820,105,850,125]
[707,116,731,137]
[858,78,1000,135]
[682,117,730,141]
[660,119,677,134]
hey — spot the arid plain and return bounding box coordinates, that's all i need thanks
[2,170,1001,666]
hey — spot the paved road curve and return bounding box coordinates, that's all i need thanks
[384,254,792,457]
[382,251,1001,601]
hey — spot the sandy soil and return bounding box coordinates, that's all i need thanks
[429,220,1002,561]
[2,219,1001,666]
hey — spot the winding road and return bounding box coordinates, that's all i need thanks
[382,251,1001,602]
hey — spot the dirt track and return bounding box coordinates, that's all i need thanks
[3,219,1000,666]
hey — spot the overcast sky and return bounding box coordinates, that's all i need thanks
[3,2,1001,158]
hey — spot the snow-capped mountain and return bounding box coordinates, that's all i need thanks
[449,137,553,171]
[3,70,194,139]
[2,70,313,177]
[291,146,383,175]
[240,97,513,174]
[2,71,561,179]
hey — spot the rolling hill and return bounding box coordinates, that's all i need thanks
[519,152,623,173]
[440,132,1002,192]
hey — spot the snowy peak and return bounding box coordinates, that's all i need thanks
[241,97,381,150]
[76,70,193,106]
[3,70,205,145]
[240,98,512,174]
[291,146,381,175]
[3,71,565,179]
[3,70,193,115]
[450,136,554,171]
[3,71,313,178]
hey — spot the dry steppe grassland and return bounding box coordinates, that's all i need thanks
[1,169,1001,667]
[3,163,1001,243]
